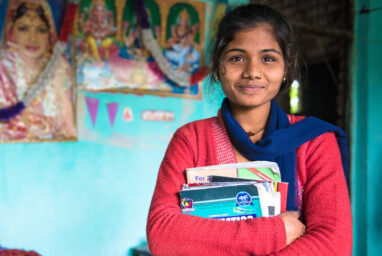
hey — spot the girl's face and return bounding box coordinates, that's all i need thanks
[11,10,50,60]
[219,24,285,110]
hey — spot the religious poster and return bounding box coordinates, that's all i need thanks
[0,0,77,142]
[74,0,207,98]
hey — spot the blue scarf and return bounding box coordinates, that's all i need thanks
[221,98,348,211]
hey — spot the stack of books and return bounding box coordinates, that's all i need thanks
[179,161,288,221]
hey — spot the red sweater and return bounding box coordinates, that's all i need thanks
[147,114,352,256]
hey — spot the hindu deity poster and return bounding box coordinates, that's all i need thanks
[0,0,77,142]
[74,0,206,98]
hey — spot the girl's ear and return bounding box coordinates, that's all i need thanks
[219,64,227,78]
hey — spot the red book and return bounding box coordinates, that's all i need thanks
[276,182,288,213]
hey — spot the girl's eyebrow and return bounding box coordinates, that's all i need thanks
[224,48,282,56]
[262,49,282,55]
[224,48,246,55]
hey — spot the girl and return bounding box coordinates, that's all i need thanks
[147,4,352,255]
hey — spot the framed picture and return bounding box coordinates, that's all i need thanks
[74,0,206,99]
[0,0,77,142]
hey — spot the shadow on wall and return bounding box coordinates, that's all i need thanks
[128,243,152,256]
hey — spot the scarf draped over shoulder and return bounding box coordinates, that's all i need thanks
[221,98,348,210]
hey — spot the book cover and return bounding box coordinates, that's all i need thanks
[180,183,264,220]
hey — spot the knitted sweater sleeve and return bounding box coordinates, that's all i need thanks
[271,132,353,256]
[146,125,287,256]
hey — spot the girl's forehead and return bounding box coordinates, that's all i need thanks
[235,24,276,40]
[228,25,279,47]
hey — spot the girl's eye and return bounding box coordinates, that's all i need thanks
[263,56,276,62]
[229,56,244,63]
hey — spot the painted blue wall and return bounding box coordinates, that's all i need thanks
[352,0,382,255]
[0,91,222,256]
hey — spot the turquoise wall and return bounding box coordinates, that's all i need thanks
[352,0,382,255]
[0,91,222,256]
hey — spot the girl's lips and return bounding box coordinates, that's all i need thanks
[26,46,40,51]
[236,84,265,93]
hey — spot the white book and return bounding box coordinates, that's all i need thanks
[185,161,281,184]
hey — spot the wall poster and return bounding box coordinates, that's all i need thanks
[0,0,77,142]
[74,0,206,99]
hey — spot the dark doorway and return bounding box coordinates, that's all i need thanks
[300,61,340,125]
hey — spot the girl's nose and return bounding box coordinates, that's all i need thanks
[243,60,262,79]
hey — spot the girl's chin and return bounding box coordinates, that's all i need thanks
[229,97,271,109]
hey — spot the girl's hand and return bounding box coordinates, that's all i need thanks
[278,211,306,246]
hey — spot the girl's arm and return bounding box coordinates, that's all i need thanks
[272,132,352,256]
[147,127,288,256]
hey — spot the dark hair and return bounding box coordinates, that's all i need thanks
[13,2,51,31]
[211,3,299,91]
